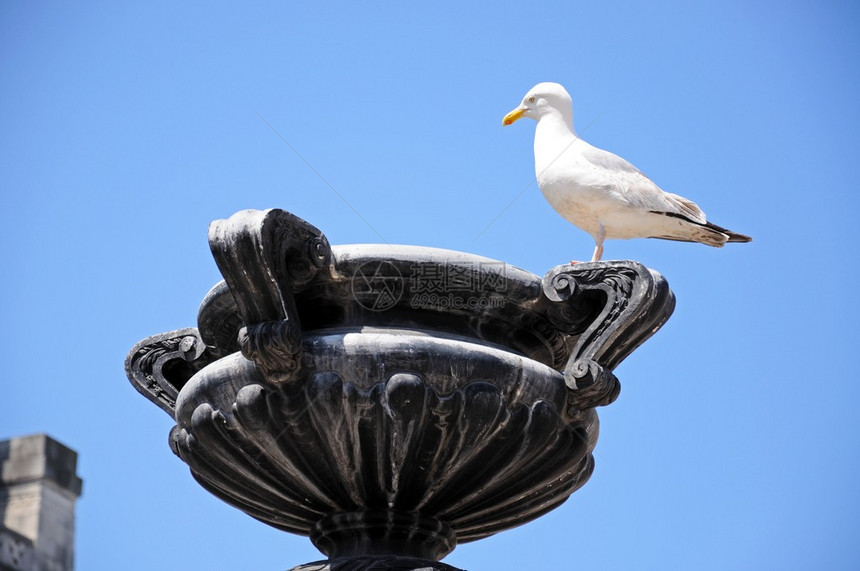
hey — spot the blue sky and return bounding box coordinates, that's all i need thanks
[2,1,858,569]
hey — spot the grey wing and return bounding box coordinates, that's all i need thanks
[580,143,707,224]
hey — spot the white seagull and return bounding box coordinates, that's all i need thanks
[503,82,751,262]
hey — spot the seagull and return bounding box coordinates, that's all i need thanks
[503,82,751,262]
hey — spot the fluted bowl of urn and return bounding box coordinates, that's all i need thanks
[125,208,674,570]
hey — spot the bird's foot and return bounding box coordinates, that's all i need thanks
[568,260,583,265]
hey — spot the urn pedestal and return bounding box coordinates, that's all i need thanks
[125,208,674,570]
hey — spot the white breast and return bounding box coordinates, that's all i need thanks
[537,174,608,239]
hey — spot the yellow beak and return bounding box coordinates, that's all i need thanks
[502,107,526,126]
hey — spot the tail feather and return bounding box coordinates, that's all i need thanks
[653,225,728,248]
[650,210,752,246]
[703,221,752,243]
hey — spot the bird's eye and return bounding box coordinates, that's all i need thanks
[528,96,536,103]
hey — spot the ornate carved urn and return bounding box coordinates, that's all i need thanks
[125,208,674,570]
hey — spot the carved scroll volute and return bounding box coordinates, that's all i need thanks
[542,261,675,410]
[208,209,332,384]
[125,328,209,416]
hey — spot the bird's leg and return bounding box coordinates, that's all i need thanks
[591,222,606,262]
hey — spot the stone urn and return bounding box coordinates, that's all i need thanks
[125,208,674,570]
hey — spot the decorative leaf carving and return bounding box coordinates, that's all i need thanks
[207,209,332,384]
[170,354,595,550]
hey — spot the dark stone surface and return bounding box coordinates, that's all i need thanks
[125,208,674,569]
[288,556,466,571]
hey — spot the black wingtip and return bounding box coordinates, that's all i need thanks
[726,233,752,243]
[702,220,751,243]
